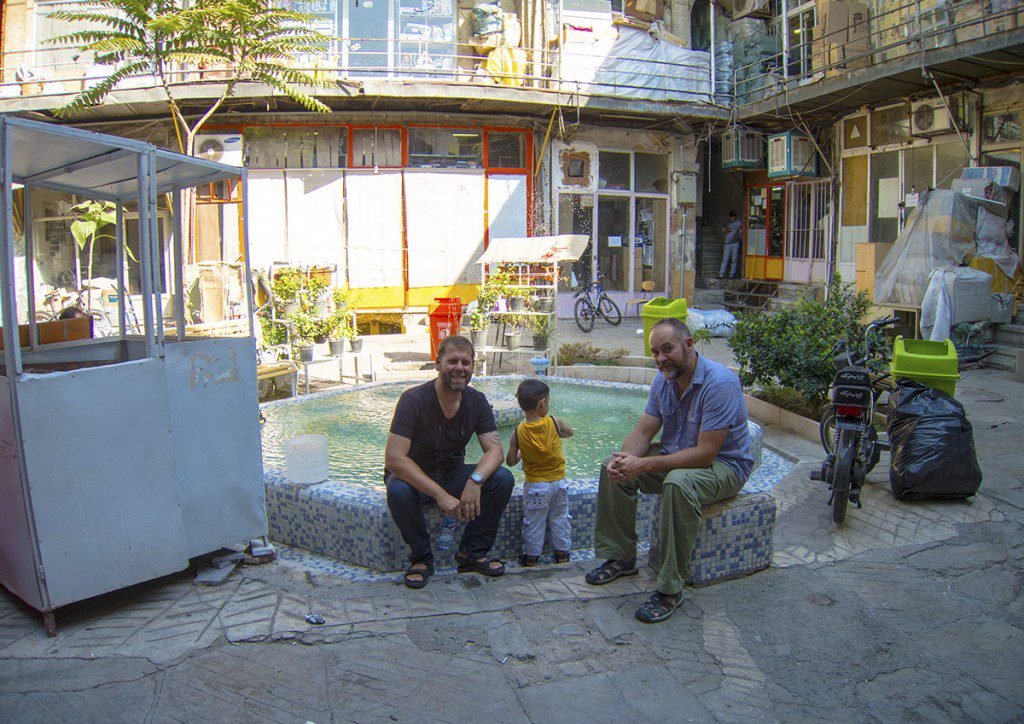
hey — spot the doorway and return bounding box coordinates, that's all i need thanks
[745,184,785,280]
[346,0,391,74]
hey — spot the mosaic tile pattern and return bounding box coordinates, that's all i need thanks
[647,492,776,585]
[264,376,782,583]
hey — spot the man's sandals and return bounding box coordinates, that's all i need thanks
[403,562,434,589]
[455,552,505,577]
[584,559,639,585]
[635,591,682,624]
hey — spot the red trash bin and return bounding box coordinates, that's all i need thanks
[427,297,463,360]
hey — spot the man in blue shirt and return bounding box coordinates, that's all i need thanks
[719,210,743,279]
[585,317,753,622]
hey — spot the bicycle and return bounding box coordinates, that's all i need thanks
[573,274,622,332]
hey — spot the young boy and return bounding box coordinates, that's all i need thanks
[506,379,574,566]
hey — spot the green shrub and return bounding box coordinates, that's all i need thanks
[728,275,872,407]
[558,342,629,366]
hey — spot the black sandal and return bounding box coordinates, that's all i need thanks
[518,554,540,567]
[584,559,638,585]
[455,553,505,577]
[635,591,682,623]
[553,550,570,564]
[403,562,433,589]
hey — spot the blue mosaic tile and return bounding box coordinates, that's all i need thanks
[263,375,787,585]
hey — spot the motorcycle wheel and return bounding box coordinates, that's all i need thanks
[863,425,881,475]
[831,428,856,525]
[819,406,836,455]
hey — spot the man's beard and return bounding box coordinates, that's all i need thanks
[441,369,471,391]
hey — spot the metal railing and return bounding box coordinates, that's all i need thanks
[0,35,719,107]
[729,0,1021,107]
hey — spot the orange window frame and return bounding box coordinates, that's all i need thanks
[348,125,406,169]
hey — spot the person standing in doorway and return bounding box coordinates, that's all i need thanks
[719,210,743,279]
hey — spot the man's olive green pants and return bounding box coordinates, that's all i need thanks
[594,448,742,595]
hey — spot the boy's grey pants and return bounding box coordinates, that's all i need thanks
[522,480,572,556]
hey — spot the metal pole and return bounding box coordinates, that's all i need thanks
[781,0,790,80]
[0,119,23,376]
[709,3,717,101]
[136,153,155,358]
[172,188,185,341]
[115,203,126,335]
[147,152,164,355]
[240,170,256,341]
[24,187,36,351]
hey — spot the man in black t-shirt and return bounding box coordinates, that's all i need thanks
[385,335,514,588]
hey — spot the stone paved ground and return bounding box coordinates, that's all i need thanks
[1,362,1022,722]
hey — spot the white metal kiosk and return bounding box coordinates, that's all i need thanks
[0,116,265,634]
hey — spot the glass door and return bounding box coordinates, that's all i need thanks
[766,185,786,280]
[346,0,391,74]
[744,184,785,280]
[596,196,631,292]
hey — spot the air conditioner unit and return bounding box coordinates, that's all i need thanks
[768,132,817,179]
[733,0,771,20]
[194,133,244,166]
[722,128,764,170]
[911,98,967,137]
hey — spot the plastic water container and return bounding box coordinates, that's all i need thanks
[284,434,329,485]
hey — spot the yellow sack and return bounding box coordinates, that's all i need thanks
[483,46,526,87]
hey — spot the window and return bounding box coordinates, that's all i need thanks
[35,1,110,73]
[596,196,630,291]
[487,132,526,169]
[870,151,900,244]
[983,112,1022,145]
[786,3,816,78]
[408,128,482,168]
[871,105,911,147]
[557,194,593,291]
[935,142,971,189]
[902,146,933,195]
[351,128,403,167]
[244,127,347,169]
[599,152,631,190]
[634,153,669,194]
[843,116,868,150]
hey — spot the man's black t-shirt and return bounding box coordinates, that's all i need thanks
[388,380,497,479]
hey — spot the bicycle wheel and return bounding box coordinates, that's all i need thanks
[830,428,856,525]
[574,298,595,332]
[598,294,622,326]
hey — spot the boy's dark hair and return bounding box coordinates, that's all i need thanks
[728,210,738,218]
[516,378,549,412]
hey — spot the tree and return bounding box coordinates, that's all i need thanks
[47,0,334,154]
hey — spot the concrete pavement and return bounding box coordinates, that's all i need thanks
[2,332,1023,722]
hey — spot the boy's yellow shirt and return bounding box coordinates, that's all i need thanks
[516,416,566,483]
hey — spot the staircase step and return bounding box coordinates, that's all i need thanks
[994,323,1024,347]
[984,343,1022,373]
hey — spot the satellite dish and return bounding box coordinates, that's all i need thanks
[197,137,225,161]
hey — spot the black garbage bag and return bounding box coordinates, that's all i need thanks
[887,379,982,501]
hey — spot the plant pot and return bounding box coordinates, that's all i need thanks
[509,297,525,312]
[296,344,315,363]
[532,335,549,350]
[329,339,347,356]
[532,297,554,313]
[349,337,363,353]
[471,329,487,348]
[282,301,299,317]
[314,298,329,314]
[504,331,521,350]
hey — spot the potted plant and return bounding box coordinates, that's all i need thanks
[326,299,350,356]
[305,274,330,315]
[468,306,489,348]
[344,321,363,353]
[273,267,303,317]
[531,313,552,349]
[290,310,319,362]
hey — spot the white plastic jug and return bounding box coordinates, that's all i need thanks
[284,434,329,485]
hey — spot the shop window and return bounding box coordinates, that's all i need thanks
[557,193,593,290]
[633,153,669,194]
[870,106,911,147]
[408,128,482,168]
[351,128,403,167]
[935,142,971,189]
[244,126,347,169]
[982,150,1022,256]
[983,111,1022,145]
[902,146,933,195]
[599,152,631,191]
[634,197,667,289]
[487,132,526,169]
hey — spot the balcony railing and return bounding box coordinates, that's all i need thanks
[728,0,1022,107]
[0,35,719,108]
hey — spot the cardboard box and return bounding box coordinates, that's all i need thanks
[856,242,893,300]
[960,165,1021,192]
[624,0,663,22]
[817,0,870,73]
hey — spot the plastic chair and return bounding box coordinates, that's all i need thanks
[625,280,656,318]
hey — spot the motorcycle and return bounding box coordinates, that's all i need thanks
[810,316,899,524]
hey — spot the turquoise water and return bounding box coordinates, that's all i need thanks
[261,380,648,486]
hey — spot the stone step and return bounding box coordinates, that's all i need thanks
[993,323,1024,347]
[985,343,1022,373]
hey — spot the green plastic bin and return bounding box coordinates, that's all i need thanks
[640,297,688,353]
[890,336,960,397]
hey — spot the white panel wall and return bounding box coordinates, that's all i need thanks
[284,170,346,280]
[405,169,485,288]
[246,170,287,270]
[345,170,404,288]
[487,174,528,242]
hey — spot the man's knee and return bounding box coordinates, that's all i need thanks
[386,476,419,506]
[486,466,515,494]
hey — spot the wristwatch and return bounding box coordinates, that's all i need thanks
[469,472,484,485]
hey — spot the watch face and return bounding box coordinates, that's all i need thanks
[471,473,483,483]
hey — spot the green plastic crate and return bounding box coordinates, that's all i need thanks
[890,336,960,397]
[640,297,688,353]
